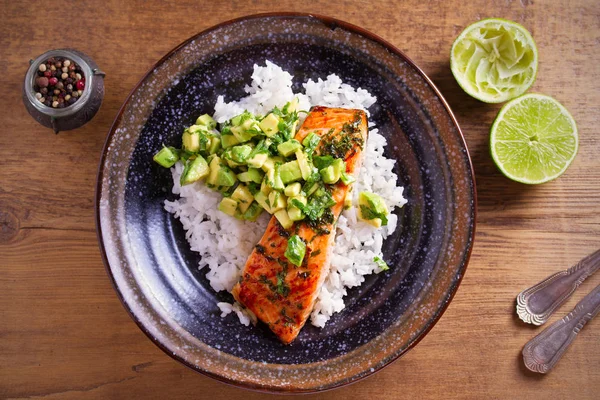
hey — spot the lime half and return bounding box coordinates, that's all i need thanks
[490,94,578,184]
[451,18,538,103]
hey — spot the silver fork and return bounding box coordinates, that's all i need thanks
[516,249,600,325]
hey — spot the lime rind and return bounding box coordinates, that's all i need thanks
[451,18,538,103]
[490,94,578,184]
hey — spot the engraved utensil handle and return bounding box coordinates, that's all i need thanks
[522,284,600,373]
[516,249,600,325]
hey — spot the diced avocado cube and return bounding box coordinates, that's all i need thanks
[231,185,254,213]
[208,136,221,155]
[268,191,286,213]
[283,98,299,113]
[320,165,338,184]
[221,132,240,149]
[231,126,253,143]
[226,158,242,169]
[206,156,221,186]
[302,131,321,151]
[359,191,388,215]
[332,158,345,174]
[241,118,261,134]
[243,201,263,221]
[259,113,280,137]
[320,158,343,184]
[284,234,306,267]
[295,150,312,180]
[287,206,304,221]
[340,171,355,185]
[153,146,179,168]
[215,166,237,187]
[196,114,217,129]
[284,182,301,197]
[238,168,264,184]
[260,179,272,195]
[265,165,285,191]
[358,191,389,227]
[288,194,307,207]
[273,166,285,190]
[188,124,208,134]
[277,139,302,157]
[231,144,252,163]
[218,197,238,217]
[180,155,210,186]
[247,152,269,169]
[261,157,275,173]
[254,191,270,212]
[182,130,201,152]
[275,209,294,229]
[279,160,302,184]
[230,114,244,126]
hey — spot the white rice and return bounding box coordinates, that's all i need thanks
[164,61,407,328]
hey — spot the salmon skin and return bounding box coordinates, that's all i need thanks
[232,106,368,344]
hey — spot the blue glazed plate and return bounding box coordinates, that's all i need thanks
[96,13,476,393]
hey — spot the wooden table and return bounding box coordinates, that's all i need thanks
[2,1,599,398]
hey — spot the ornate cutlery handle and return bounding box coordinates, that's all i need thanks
[522,284,600,373]
[516,249,600,325]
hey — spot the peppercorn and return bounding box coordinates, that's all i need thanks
[63,60,71,67]
[36,76,49,87]
[52,101,58,108]
[76,80,85,90]
[40,87,48,95]
[48,77,58,86]
[39,64,47,72]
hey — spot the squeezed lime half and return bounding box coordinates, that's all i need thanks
[490,94,578,184]
[451,18,538,103]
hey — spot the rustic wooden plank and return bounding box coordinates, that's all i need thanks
[1,0,599,399]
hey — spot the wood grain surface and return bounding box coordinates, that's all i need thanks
[1,1,599,399]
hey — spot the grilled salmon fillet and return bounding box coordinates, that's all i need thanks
[231,106,368,344]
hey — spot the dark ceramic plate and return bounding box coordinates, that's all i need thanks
[96,13,476,393]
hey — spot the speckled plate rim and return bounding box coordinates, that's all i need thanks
[95,12,477,393]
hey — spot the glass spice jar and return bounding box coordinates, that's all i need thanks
[23,48,105,134]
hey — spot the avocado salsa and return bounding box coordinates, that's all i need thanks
[153,99,389,268]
